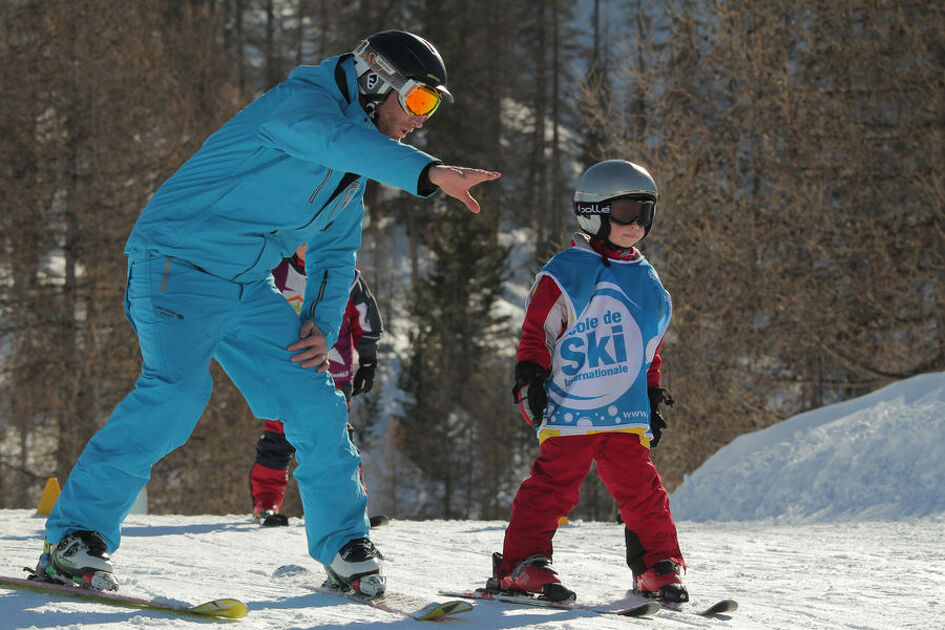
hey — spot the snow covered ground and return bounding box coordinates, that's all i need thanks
[2,372,944,629]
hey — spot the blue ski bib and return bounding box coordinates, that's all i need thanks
[534,245,672,445]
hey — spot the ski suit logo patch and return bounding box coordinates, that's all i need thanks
[548,283,643,414]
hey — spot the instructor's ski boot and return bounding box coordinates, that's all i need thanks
[35,531,118,591]
[635,559,688,603]
[325,537,385,598]
[486,552,575,602]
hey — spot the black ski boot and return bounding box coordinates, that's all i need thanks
[257,509,289,527]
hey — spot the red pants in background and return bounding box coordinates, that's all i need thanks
[499,432,684,577]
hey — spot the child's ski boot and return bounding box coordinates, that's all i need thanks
[635,559,688,602]
[325,537,385,598]
[368,514,391,527]
[486,552,575,602]
[34,531,118,591]
[255,508,289,527]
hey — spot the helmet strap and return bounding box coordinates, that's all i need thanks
[361,96,381,122]
[592,218,637,261]
[603,238,636,257]
[597,216,611,244]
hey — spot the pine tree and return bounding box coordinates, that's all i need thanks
[398,206,512,518]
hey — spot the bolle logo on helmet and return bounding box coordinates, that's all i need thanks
[576,202,609,215]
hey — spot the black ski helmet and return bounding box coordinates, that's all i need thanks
[573,160,660,242]
[353,30,453,118]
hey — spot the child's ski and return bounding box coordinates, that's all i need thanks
[625,588,738,617]
[662,598,739,616]
[438,588,661,617]
[0,573,248,619]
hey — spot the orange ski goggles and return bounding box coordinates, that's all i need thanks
[396,80,443,118]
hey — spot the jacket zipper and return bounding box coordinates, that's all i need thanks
[309,270,329,319]
[308,170,333,203]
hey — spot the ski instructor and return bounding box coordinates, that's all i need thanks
[36,30,499,598]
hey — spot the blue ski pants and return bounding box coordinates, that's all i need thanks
[45,255,369,565]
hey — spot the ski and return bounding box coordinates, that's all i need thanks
[0,574,248,620]
[439,588,660,618]
[697,599,738,616]
[662,598,738,616]
[308,583,472,621]
[625,589,738,617]
[273,565,472,621]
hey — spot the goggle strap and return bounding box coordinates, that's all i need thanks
[574,199,655,214]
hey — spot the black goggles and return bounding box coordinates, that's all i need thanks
[575,196,655,227]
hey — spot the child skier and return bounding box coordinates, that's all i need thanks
[250,246,385,527]
[488,159,687,603]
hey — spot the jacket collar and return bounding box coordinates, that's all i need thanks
[570,233,639,261]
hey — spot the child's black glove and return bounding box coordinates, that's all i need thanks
[513,361,551,427]
[352,360,377,396]
[647,386,676,448]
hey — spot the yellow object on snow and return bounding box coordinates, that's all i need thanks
[36,477,61,516]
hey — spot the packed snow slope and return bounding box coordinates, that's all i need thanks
[670,371,945,522]
[2,372,944,629]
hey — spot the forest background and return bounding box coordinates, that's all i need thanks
[1,0,942,521]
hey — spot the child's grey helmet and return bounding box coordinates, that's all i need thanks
[573,160,660,241]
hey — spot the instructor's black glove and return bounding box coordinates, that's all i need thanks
[513,361,551,427]
[352,360,377,396]
[647,386,675,448]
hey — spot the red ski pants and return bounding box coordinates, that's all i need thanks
[499,432,683,576]
[250,417,363,513]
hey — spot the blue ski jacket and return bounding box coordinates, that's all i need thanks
[125,54,439,346]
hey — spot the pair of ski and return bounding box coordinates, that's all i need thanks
[439,587,738,619]
[3,569,735,622]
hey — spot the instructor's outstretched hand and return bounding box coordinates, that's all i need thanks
[429,165,501,214]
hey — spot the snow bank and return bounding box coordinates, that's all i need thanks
[670,372,945,522]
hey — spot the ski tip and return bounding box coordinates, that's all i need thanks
[699,599,738,615]
[413,600,474,620]
[189,598,249,618]
[618,601,661,616]
[272,564,309,579]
